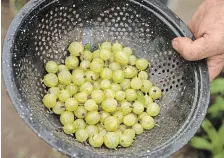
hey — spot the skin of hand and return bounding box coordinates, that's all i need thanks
[172,0,224,81]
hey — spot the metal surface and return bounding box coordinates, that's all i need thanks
[2,0,210,157]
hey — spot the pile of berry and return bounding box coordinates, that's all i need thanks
[42,41,162,149]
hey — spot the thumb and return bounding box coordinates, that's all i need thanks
[208,63,224,81]
[172,36,212,61]
[207,54,224,81]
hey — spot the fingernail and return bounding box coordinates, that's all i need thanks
[172,39,179,50]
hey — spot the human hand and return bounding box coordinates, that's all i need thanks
[172,0,224,81]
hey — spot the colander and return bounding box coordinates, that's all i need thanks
[2,0,210,157]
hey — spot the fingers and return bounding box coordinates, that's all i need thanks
[172,36,212,61]
[188,18,202,38]
[207,54,224,81]
[172,37,224,81]
[209,65,223,81]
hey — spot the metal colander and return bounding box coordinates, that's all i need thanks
[3,0,210,157]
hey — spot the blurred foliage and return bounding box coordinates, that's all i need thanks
[9,0,27,15]
[190,77,224,158]
[208,96,224,118]
[209,78,224,118]
[211,78,224,95]
[190,119,224,158]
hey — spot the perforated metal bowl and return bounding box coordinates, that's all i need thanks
[2,0,210,157]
